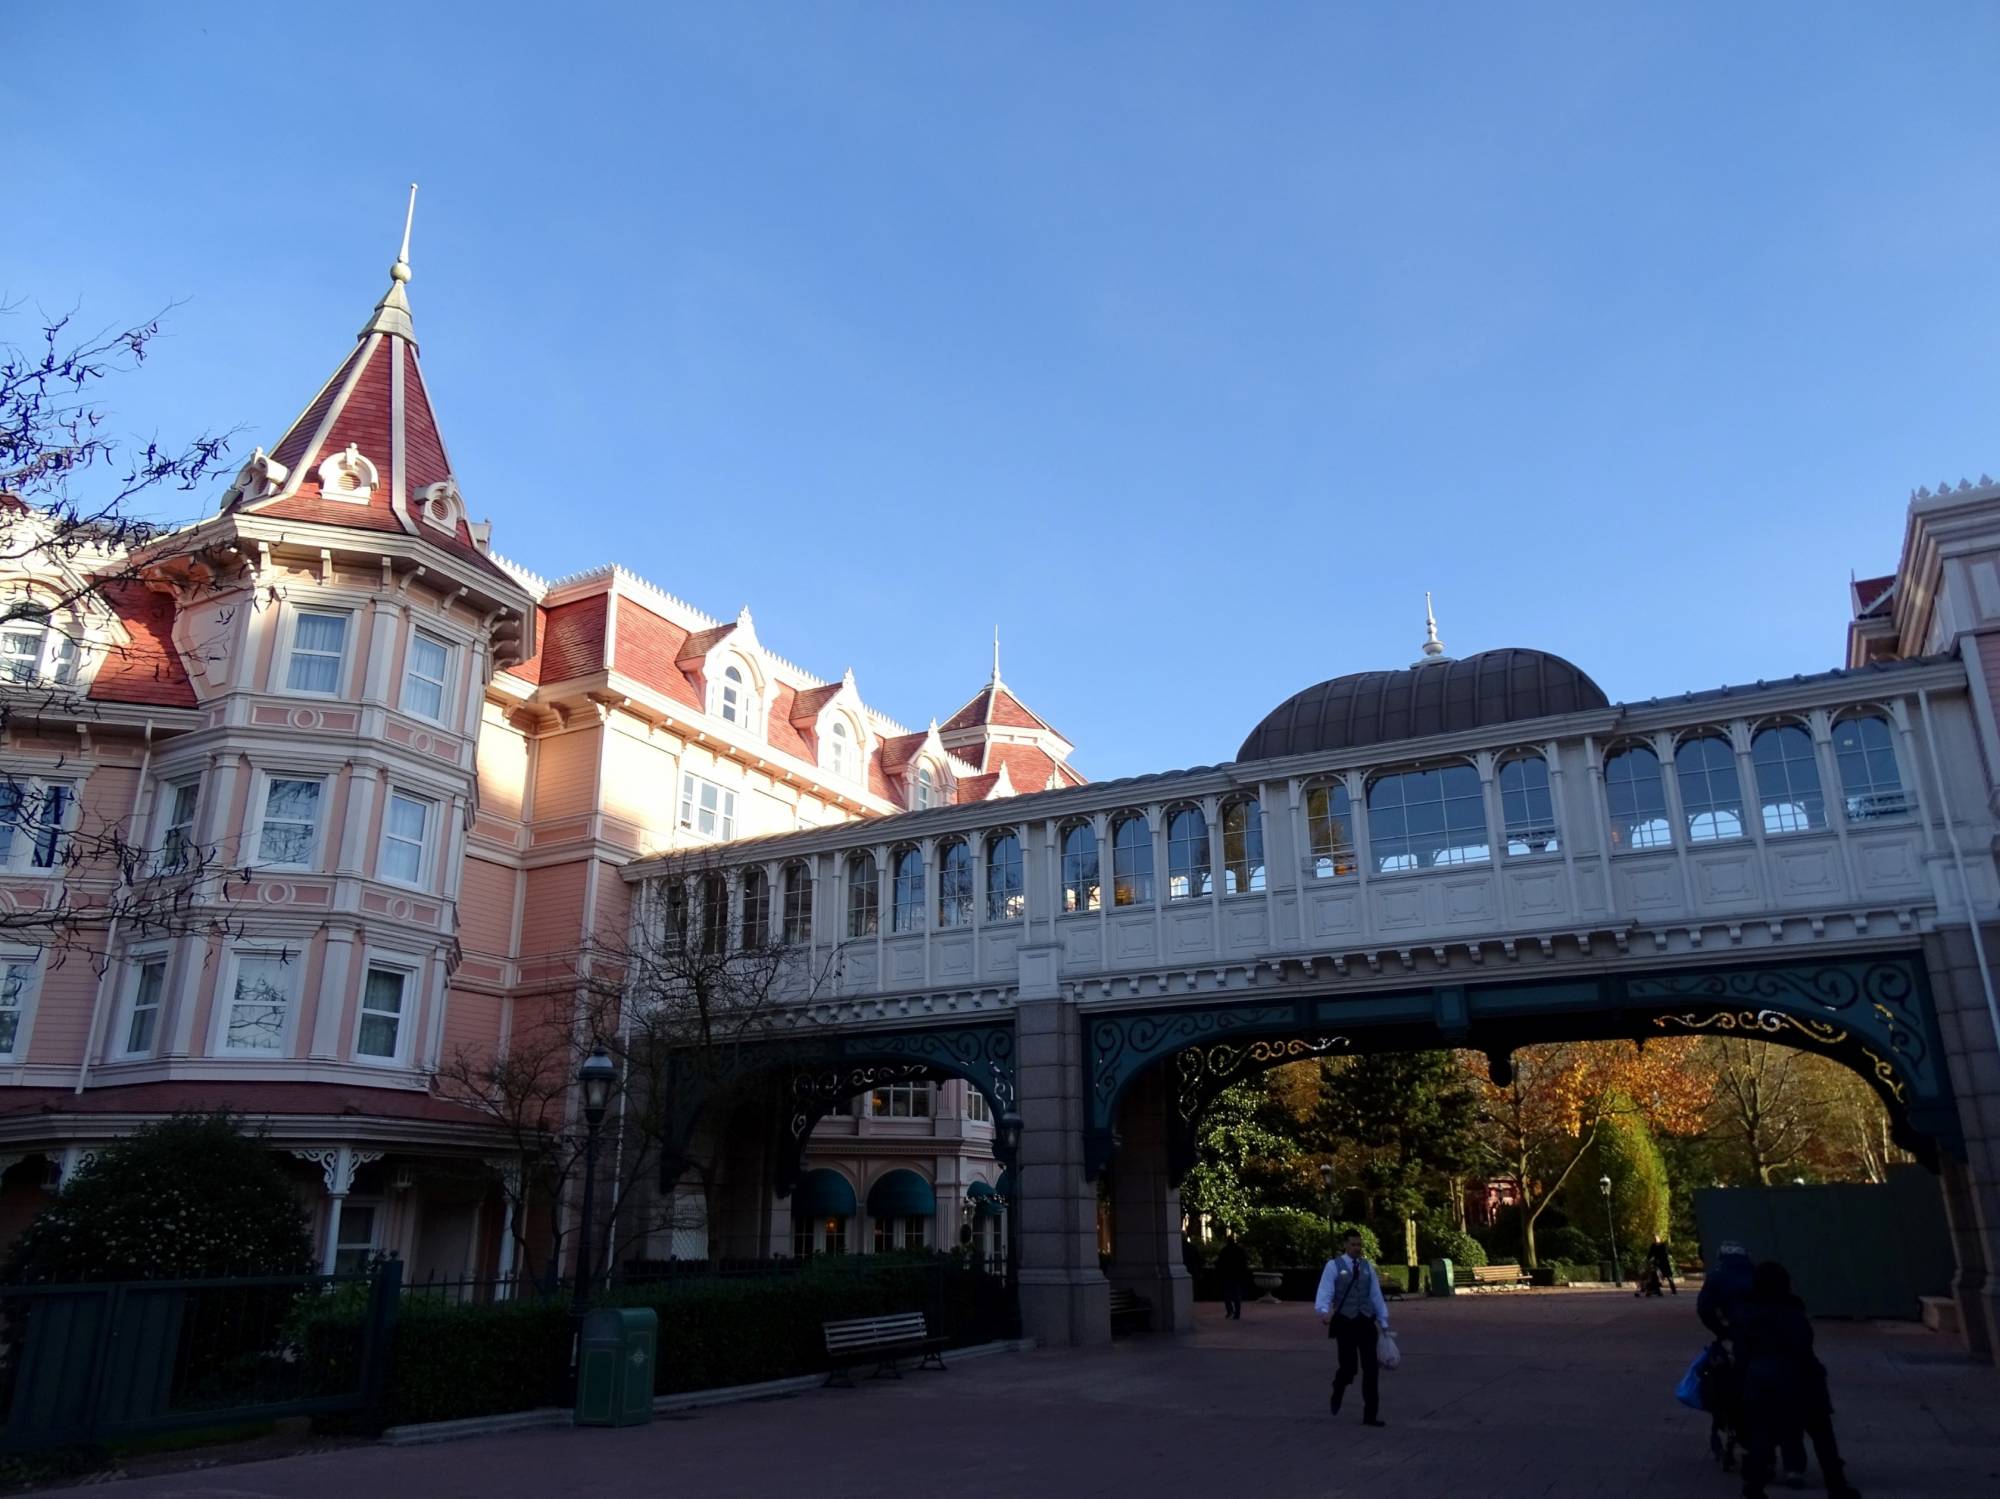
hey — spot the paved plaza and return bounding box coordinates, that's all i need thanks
[76,1289,2000,1498]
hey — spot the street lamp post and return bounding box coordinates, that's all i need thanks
[1319,1162,1336,1259]
[573,1045,616,1315]
[1598,1173,1621,1285]
[998,1112,1024,1335]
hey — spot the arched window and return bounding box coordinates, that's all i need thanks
[1675,734,1743,842]
[1111,813,1154,906]
[1222,797,1264,895]
[986,832,1024,921]
[663,877,690,949]
[1752,723,1825,834]
[1833,714,1907,820]
[1166,805,1211,900]
[1499,755,1559,856]
[781,860,813,942]
[1,598,78,686]
[1366,765,1488,873]
[890,846,925,932]
[845,852,879,938]
[1605,744,1671,851]
[740,866,770,948]
[698,871,728,954]
[937,838,973,927]
[829,718,853,779]
[717,663,746,725]
[913,763,937,811]
[1060,820,1100,913]
[1305,781,1356,879]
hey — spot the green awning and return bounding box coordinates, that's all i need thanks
[966,1180,1002,1218]
[867,1169,936,1219]
[796,1168,856,1218]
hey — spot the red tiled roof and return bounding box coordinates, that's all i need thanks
[0,1081,502,1131]
[677,622,736,665]
[265,342,369,480]
[611,595,702,709]
[956,772,1002,802]
[877,731,928,773]
[503,604,550,683]
[1853,574,1897,621]
[987,743,1085,792]
[764,681,813,760]
[87,579,196,708]
[536,595,609,683]
[790,682,843,723]
[939,681,1059,735]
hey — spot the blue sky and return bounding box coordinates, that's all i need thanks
[10,3,1999,780]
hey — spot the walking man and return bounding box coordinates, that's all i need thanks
[1217,1233,1250,1320]
[1316,1229,1389,1427]
[1648,1238,1678,1296]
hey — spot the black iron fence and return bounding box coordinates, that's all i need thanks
[0,1262,401,1454]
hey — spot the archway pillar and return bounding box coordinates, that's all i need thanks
[1015,970,1110,1347]
[1924,925,2000,1358]
[1106,1065,1195,1332]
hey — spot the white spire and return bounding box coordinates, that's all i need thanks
[1416,592,1449,665]
[992,625,1002,685]
[362,183,420,340]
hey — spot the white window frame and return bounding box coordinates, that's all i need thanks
[154,776,202,875]
[828,717,855,780]
[677,772,738,840]
[0,775,77,874]
[252,772,325,871]
[214,949,301,1057]
[0,949,44,1063]
[332,1197,384,1275]
[113,950,170,1061]
[354,955,418,1065]
[0,601,81,688]
[279,607,352,697]
[377,788,434,888]
[401,630,454,724]
[868,1081,932,1119]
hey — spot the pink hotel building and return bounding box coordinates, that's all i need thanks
[0,248,1083,1279]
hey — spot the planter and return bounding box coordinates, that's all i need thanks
[1251,1271,1284,1305]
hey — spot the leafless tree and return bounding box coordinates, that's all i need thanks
[1,300,249,958]
[435,843,839,1281]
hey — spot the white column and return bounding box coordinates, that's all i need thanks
[336,764,381,878]
[296,1146,384,1275]
[310,929,356,1060]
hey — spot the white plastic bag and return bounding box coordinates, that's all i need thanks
[1377,1329,1402,1371]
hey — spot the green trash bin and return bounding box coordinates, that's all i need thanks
[1428,1257,1455,1297]
[575,1307,657,1428]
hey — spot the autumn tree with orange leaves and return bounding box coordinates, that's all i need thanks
[1463,1038,1711,1269]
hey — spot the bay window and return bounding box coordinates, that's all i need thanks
[284,610,349,695]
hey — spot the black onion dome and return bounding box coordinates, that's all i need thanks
[1236,649,1609,763]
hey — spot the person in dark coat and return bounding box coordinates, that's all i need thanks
[1216,1234,1250,1320]
[1648,1238,1678,1295]
[1698,1241,1755,1338]
[1733,1261,1859,1499]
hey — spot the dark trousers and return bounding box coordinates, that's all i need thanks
[1222,1280,1243,1318]
[1330,1315,1380,1419]
[1742,1410,1848,1494]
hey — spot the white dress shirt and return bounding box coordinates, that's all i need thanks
[1315,1253,1389,1327]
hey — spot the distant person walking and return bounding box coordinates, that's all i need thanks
[1649,1239,1678,1295]
[1315,1230,1389,1428]
[1217,1233,1250,1320]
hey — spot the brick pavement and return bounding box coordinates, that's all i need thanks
[65,1289,2000,1498]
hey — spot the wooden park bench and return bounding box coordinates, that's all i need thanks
[822,1311,947,1386]
[1109,1286,1153,1335]
[1455,1263,1530,1288]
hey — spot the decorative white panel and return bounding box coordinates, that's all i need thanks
[1223,903,1268,952]
[1374,884,1425,930]
[934,932,974,978]
[1442,876,1494,922]
[1503,867,1567,920]
[1855,835,1923,892]
[981,929,1021,974]
[1165,907,1211,955]
[1617,859,1681,913]
[1308,888,1360,938]
[889,940,925,983]
[841,947,879,990]
[1691,849,1762,908]
[1060,920,1102,968]
[1768,840,1843,900]
[1110,914,1157,961]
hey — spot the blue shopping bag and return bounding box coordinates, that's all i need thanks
[1675,1347,1710,1411]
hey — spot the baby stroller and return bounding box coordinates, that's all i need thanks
[1699,1340,1743,1471]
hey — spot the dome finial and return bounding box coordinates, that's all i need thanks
[1418,591,1447,664]
[362,183,421,340]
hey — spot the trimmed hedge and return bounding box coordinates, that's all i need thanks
[302,1257,1006,1428]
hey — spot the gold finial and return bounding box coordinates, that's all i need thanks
[1421,592,1446,660]
[391,183,418,283]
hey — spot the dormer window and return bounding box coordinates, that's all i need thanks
[0,601,78,688]
[711,658,760,733]
[829,718,854,779]
[914,763,937,810]
[316,442,379,503]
